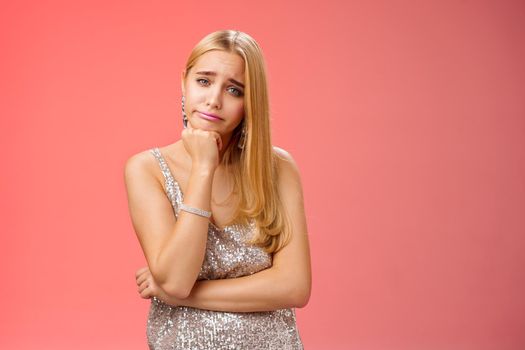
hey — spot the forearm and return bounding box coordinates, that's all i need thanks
[155,166,214,297]
[178,267,301,312]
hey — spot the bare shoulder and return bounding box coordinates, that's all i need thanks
[273,145,298,168]
[272,146,303,189]
[123,148,163,188]
[124,148,155,176]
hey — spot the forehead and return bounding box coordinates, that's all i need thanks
[192,50,245,80]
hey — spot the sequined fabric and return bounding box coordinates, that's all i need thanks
[147,147,304,350]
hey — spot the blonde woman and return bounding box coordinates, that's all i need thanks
[124,30,311,349]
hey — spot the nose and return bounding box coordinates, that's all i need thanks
[206,85,222,110]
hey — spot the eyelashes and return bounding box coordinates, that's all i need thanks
[196,78,208,85]
[196,78,244,97]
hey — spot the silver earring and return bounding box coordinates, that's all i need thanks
[181,95,188,129]
[238,121,247,149]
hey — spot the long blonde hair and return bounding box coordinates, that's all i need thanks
[183,30,291,254]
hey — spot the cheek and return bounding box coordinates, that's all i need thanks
[187,92,200,104]
[234,102,244,117]
[186,87,205,104]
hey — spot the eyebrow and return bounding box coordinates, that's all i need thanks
[195,71,245,89]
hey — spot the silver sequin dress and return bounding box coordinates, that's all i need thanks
[147,147,304,350]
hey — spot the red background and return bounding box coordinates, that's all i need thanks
[1,1,524,349]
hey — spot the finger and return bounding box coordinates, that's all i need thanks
[217,135,223,151]
[135,266,149,278]
[135,266,148,277]
[136,268,150,281]
[138,279,149,293]
[140,285,152,299]
[136,272,149,286]
[209,131,222,150]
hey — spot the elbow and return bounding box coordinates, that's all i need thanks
[160,280,193,300]
[150,268,192,300]
[293,291,311,309]
[151,266,197,300]
[290,284,311,308]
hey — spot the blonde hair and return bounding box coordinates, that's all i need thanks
[183,30,291,254]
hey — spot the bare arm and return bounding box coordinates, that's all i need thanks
[167,266,307,312]
[149,147,312,312]
[124,150,214,299]
[156,164,215,296]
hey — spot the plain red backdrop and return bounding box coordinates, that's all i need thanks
[1,0,524,349]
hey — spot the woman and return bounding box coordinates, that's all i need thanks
[124,30,311,350]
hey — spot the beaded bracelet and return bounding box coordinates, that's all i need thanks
[180,203,212,218]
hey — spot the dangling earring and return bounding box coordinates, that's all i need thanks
[238,121,247,149]
[181,95,188,129]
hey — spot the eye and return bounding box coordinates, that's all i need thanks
[228,87,243,97]
[196,78,209,86]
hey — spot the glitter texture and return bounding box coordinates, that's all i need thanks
[147,147,304,350]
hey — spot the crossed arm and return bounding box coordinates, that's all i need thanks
[155,262,309,313]
[132,147,312,313]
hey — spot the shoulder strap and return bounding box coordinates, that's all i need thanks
[149,147,183,212]
[150,147,175,183]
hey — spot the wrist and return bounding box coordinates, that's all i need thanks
[191,163,216,176]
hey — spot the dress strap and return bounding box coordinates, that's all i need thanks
[149,147,175,183]
[149,147,183,214]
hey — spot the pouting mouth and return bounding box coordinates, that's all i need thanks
[197,111,223,120]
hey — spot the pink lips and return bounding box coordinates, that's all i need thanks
[198,111,222,121]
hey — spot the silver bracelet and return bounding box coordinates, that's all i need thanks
[180,202,212,218]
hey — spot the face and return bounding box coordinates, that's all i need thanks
[181,50,245,138]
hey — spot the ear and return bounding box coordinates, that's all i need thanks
[181,70,186,95]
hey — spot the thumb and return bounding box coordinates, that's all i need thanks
[211,132,222,150]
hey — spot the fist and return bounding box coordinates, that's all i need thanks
[181,123,223,170]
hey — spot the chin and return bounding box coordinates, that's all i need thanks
[190,121,220,133]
